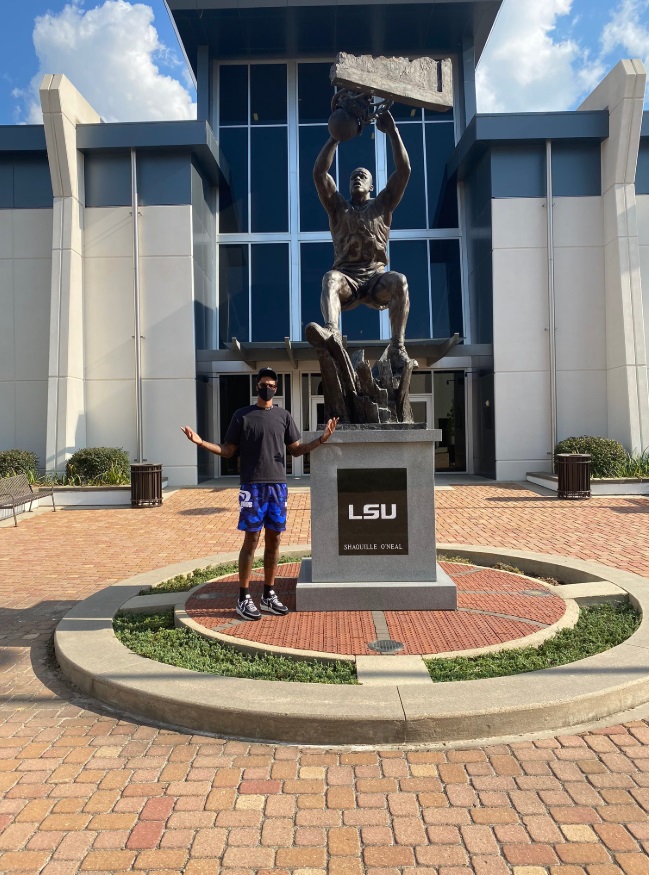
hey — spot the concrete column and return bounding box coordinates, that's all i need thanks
[579,60,649,453]
[40,75,100,473]
[461,37,476,131]
[196,46,210,123]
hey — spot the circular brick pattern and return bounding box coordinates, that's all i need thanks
[185,561,567,656]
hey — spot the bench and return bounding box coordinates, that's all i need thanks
[0,472,56,526]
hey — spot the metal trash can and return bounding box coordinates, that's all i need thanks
[130,462,163,508]
[556,453,591,500]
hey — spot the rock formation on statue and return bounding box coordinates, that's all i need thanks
[306,324,416,424]
[330,53,453,113]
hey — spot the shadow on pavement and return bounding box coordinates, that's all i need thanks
[608,499,649,513]
[177,507,230,515]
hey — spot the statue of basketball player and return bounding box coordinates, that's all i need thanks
[307,110,411,371]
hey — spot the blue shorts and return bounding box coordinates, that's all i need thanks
[237,483,288,533]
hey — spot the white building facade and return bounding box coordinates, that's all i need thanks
[1,0,648,484]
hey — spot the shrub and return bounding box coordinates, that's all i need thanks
[614,448,649,479]
[0,449,38,480]
[554,436,627,478]
[66,447,130,485]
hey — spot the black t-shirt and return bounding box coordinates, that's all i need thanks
[223,405,301,484]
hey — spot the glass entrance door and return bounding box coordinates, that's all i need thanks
[433,371,466,471]
[310,397,325,430]
[410,397,432,428]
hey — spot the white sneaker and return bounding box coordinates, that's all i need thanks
[236,595,261,621]
[260,590,289,616]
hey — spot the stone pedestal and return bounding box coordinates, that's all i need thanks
[297,428,457,611]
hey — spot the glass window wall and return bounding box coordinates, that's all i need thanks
[389,240,430,339]
[299,125,330,232]
[217,62,463,348]
[298,62,333,123]
[251,243,290,341]
[426,121,458,228]
[250,64,287,124]
[219,65,247,125]
[251,127,288,232]
[218,128,248,233]
[387,123,426,230]
[300,242,331,337]
[219,244,249,346]
[430,240,463,338]
[217,63,289,236]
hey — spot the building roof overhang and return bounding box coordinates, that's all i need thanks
[165,0,502,74]
[75,119,227,185]
[197,336,494,372]
[447,109,610,181]
[0,120,227,185]
[0,125,47,153]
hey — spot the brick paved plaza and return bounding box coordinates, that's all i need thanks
[1,483,649,874]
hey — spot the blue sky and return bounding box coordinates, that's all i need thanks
[0,0,647,125]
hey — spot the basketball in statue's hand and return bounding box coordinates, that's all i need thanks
[327,108,360,141]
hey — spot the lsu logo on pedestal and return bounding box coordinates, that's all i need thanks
[337,468,408,556]
[348,503,397,520]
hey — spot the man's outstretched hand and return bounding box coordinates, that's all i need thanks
[181,426,202,446]
[321,417,339,443]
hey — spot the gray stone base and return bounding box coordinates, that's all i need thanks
[296,558,457,612]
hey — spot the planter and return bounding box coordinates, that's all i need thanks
[1,480,169,520]
[54,479,169,506]
[527,472,649,496]
[52,486,132,507]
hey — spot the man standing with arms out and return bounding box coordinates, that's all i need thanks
[182,367,338,620]
[308,110,411,371]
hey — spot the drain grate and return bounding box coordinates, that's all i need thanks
[368,639,404,655]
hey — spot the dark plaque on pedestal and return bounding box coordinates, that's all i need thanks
[337,468,408,556]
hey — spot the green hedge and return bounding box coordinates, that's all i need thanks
[0,450,38,480]
[554,436,627,478]
[66,447,130,485]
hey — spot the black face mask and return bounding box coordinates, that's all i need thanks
[258,385,276,402]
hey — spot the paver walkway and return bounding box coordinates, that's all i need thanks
[1,483,648,875]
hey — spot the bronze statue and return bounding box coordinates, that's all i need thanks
[308,107,411,373]
[306,95,417,423]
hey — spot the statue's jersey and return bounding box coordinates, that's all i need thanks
[329,192,389,270]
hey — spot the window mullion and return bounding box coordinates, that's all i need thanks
[375,127,390,341]
[247,65,251,235]
[287,62,301,343]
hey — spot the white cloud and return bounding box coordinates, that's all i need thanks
[601,0,649,68]
[476,0,603,112]
[477,0,649,114]
[16,0,196,124]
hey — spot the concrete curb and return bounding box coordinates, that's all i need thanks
[55,545,649,745]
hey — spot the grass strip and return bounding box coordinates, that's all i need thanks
[424,601,639,682]
[437,553,473,565]
[141,556,306,595]
[114,610,357,684]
